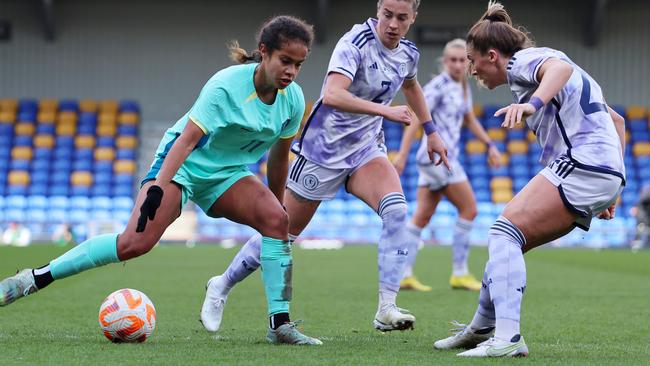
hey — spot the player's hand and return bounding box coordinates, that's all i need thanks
[597,203,616,220]
[383,105,413,126]
[136,185,164,233]
[495,103,536,129]
[426,133,451,170]
[487,144,503,168]
[392,152,408,175]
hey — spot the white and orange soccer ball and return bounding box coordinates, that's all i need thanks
[98,288,156,343]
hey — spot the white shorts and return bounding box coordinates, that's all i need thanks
[541,155,624,231]
[286,143,387,201]
[417,159,467,191]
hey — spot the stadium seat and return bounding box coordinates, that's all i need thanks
[75,135,96,149]
[14,135,33,147]
[116,136,137,149]
[38,99,58,112]
[492,190,513,203]
[54,148,73,160]
[113,174,134,186]
[49,185,70,196]
[466,140,487,154]
[117,124,138,136]
[118,112,139,126]
[27,195,48,210]
[8,170,30,186]
[36,123,55,135]
[487,128,506,142]
[112,184,133,197]
[15,122,35,136]
[114,159,136,174]
[633,142,650,156]
[79,100,98,113]
[91,184,112,197]
[112,197,134,211]
[34,134,55,149]
[99,100,119,114]
[0,110,15,123]
[58,100,79,112]
[0,98,18,112]
[71,171,93,186]
[490,177,512,191]
[11,146,33,160]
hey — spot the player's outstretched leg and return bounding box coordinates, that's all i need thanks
[456,217,528,357]
[200,233,262,331]
[373,192,416,332]
[0,233,120,306]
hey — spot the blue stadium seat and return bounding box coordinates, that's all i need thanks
[73,159,93,171]
[36,124,55,135]
[31,171,49,185]
[5,208,25,222]
[513,177,529,192]
[68,209,88,224]
[18,99,38,113]
[509,153,527,166]
[0,160,8,172]
[119,100,140,113]
[17,111,36,123]
[6,195,27,210]
[96,136,115,147]
[33,147,53,160]
[112,184,133,197]
[75,148,94,160]
[49,196,69,210]
[0,124,13,137]
[468,153,487,165]
[77,124,96,135]
[70,186,91,196]
[91,209,113,221]
[94,172,112,185]
[475,189,491,202]
[48,185,69,197]
[70,196,91,210]
[55,136,74,149]
[10,159,30,171]
[29,209,48,223]
[116,149,136,160]
[7,185,28,196]
[91,196,112,211]
[508,129,526,140]
[52,171,70,185]
[0,195,4,210]
[117,125,138,136]
[79,112,97,125]
[510,164,529,178]
[28,184,47,196]
[91,184,111,197]
[468,164,489,177]
[94,161,113,174]
[14,135,33,147]
[58,99,79,112]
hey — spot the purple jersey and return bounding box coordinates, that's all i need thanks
[415,72,472,164]
[508,47,624,180]
[295,18,420,168]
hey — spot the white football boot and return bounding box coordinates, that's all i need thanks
[373,304,416,332]
[199,275,230,332]
[457,335,529,357]
[266,321,323,345]
[0,269,38,306]
[433,320,494,350]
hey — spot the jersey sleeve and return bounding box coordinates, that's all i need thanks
[280,86,305,139]
[188,81,229,136]
[508,49,553,86]
[405,50,419,80]
[326,38,362,81]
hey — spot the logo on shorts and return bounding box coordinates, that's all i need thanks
[302,174,319,190]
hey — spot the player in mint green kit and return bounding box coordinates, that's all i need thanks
[0,15,321,345]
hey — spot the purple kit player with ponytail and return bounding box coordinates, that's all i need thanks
[434,1,625,357]
[200,0,449,333]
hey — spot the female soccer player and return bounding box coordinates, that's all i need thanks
[393,38,502,292]
[0,15,322,346]
[200,0,449,333]
[433,2,625,357]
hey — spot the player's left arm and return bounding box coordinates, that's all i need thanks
[267,136,293,204]
[496,58,573,128]
[607,105,626,154]
[401,78,450,169]
[463,112,502,168]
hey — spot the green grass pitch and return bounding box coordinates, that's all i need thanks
[0,244,649,365]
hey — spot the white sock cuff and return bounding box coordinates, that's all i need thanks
[455,218,473,232]
[406,221,423,236]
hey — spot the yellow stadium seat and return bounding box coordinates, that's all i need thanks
[473,104,484,119]
[487,128,506,141]
[625,131,631,143]
[499,153,510,166]
[116,136,137,149]
[492,189,513,204]
[56,124,76,136]
[97,124,116,136]
[626,105,646,120]
[259,162,268,176]
[11,146,33,160]
[466,140,487,154]
[8,171,30,185]
[37,110,57,123]
[39,99,58,112]
[58,111,78,124]
[71,171,93,186]
[118,112,139,125]
[94,147,115,161]
[99,100,119,114]
[527,130,536,142]
[114,160,136,174]
[0,110,15,123]
[490,177,513,191]
[98,112,117,126]
[34,135,55,148]
[0,99,18,113]
[633,142,650,156]
[75,135,96,149]
[507,140,529,154]
[14,123,35,136]
[79,99,98,113]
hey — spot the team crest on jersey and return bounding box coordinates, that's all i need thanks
[302,174,319,190]
[398,63,407,77]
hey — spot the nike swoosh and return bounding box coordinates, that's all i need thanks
[486,341,524,357]
[280,263,292,268]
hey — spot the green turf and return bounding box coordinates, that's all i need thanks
[0,244,649,365]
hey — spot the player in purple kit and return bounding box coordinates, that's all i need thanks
[393,38,502,292]
[200,0,450,333]
[434,2,625,357]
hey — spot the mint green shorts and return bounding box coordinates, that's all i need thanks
[141,133,253,215]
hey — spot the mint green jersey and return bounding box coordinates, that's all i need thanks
[144,63,305,212]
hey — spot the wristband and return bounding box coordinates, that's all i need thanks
[422,120,437,135]
[528,96,544,111]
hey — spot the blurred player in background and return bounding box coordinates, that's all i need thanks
[393,38,502,292]
[0,15,322,346]
[201,0,449,334]
[434,1,625,357]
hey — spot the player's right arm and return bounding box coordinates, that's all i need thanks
[607,105,625,155]
[154,120,205,188]
[322,73,413,125]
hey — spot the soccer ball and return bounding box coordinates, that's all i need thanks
[98,288,156,343]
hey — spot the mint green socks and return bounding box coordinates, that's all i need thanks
[260,236,292,316]
[50,233,120,280]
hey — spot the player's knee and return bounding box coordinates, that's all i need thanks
[378,192,408,223]
[459,205,478,221]
[117,233,157,260]
[259,208,289,238]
